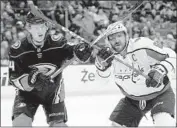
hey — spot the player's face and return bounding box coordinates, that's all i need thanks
[108,32,126,53]
[27,23,48,44]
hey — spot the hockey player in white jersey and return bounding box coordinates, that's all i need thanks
[95,22,176,127]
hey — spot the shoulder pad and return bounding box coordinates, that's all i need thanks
[131,37,167,55]
[132,37,152,43]
[51,33,63,42]
[132,37,154,46]
[133,37,141,43]
[11,40,21,49]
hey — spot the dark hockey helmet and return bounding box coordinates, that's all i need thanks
[26,11,46,24]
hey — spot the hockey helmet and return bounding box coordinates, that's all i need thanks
[106,22,128,39]
[26,10,46,24]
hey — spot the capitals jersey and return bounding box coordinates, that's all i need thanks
[97,37,176,100]
[9,33,74,91]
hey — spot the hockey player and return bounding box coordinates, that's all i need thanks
[9,11,92,127]
[95,22,176,127]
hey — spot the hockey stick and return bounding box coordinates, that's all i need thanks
[28,0,144,47]
[90,1,144,47]
[50,1,146,79]
[28,1,148,79]
[101,54,149,79]
[51,57,75,79]
[27,1,100,80]
[115,56,149,79]
[28,1,90,44]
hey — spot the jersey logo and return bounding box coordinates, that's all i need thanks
[153,41,163,49]
[29,63,57,76]
[11,40,21,49]
[51,33,63,41]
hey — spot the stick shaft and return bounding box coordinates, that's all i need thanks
[28,1,148,80]
[90,1,144,46]
[50,58,75,79]
[114,57,149,79]
[28,3,90,44]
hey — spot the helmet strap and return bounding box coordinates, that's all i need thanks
[119,39,129,58]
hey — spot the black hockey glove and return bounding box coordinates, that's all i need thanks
[28,68,53,91]
[95,47,114,71]
[146,64,169,88]
[74,42,92,62]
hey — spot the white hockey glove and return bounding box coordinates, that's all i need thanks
[95,47,114,71]
[74,42,92,62]
[146,64,169,88]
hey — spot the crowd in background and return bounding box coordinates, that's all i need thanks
[1,0,177,65]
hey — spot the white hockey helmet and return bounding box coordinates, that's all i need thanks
[106,22,128,39]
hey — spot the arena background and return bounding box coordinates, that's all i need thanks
[1,0,176,126]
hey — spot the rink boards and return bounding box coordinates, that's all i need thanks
[1,65,176,98]
[1,65,176,126]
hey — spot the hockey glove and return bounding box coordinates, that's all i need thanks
[74,42,92,62]
[28,68,53,91]
[95,47,114,71]
[146,64,169,88]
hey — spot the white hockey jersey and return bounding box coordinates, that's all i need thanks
[96,37,176,100]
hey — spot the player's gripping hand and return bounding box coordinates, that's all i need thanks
[146,64,169,88]
[74,42,92,62]
[28,68,53,91]
[95,47,114,71]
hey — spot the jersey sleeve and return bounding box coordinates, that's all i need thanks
[96,67,112,78]
[62,43,75,60]
[95,57,112,78]
[9,51,33,91]
[158,48,176,79]
[145,39,176,80]
[51,33,75,60]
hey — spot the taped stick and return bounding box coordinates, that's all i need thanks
[28,2,90,44]
[28,1,148,79]
[90,1,144,47]
[50,44,149,80]
[50,1,146,79]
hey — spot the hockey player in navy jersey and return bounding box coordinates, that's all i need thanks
[9,11,92,127]
[95,22,176,127]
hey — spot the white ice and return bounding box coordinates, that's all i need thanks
[2,93,154,126]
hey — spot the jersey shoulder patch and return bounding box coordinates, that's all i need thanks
[153,40,163,49]
[10,38,33,58]
[11,40,21,49]
[51,33,63,42]
[48,32,67,48]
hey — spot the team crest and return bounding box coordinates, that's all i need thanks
[51,33,63,41]
[11,40,21,49]
[153,41,163,48]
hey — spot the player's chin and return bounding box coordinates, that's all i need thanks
[36,38,45,43]
[113,46,122,53]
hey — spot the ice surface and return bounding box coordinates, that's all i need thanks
[1,94,154,126]
[1,78,176,126]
